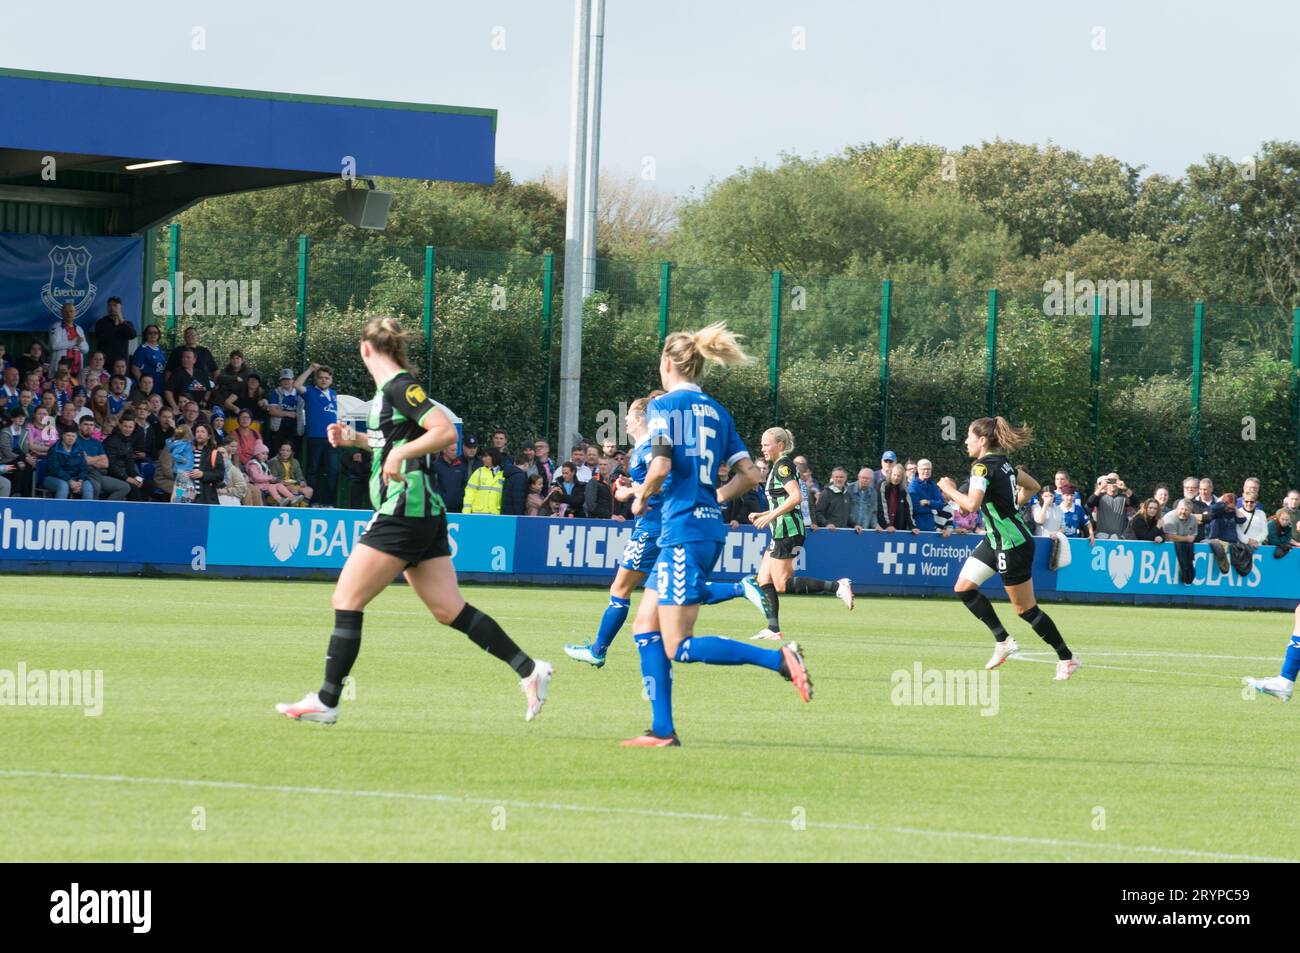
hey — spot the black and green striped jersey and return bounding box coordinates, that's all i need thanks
[367,370,445,518]
[765,453,805,539]
[969,453,1030,550]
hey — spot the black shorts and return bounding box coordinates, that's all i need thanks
[970,538,1034,586]
[766,532,806,561]
[358,513,452,567]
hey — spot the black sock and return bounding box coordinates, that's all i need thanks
[319,609,363,707]
[761,583,780,631]
[1019,605,1071,660]
[787,577,837,594]
[451,603,535,677]
[957,589,1008,641]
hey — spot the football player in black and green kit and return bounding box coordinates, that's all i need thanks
[748,427,854,641]
[276,317,554,725]
[937,416,1081,680]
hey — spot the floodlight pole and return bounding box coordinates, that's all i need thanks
[558,0,592,461]
[580,0,605,301]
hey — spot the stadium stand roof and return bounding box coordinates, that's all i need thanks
[0,68,497,235]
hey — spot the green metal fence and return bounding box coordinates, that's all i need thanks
[123,226,1300,503]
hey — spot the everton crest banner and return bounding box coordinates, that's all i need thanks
[0,233,143,332]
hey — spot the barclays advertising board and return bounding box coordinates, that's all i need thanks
[204,508,514,573]
[1055,538,1295,601]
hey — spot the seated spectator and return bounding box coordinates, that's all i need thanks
[75,416,128,501]
[89,385,113,432]
[107,375,130,415]
[81,351,109,391]
[1238,491,1268,548]
[165,348,210,411]
[213,350,252,410]
[908,459,947,534]
[815,466,853,529]
[216,442,261,507]
[1124,498,1165,542]
[247,441,303,505]
[1267,508,1294,549]
[146,407,176,460]
[27,407,58,458]
[103,415,147,501]
[232,410,260,465]
[846,466,879,531]
[878,463,918,534]
[1087,473,1133,539]
[225,373,268,434]
[1,408,36,497]
[131,324,167,393]
[525,474,553,516]
[44,428,95,499]
[0,365,20,411]
[268,442,314,503]
[464,449,504,515]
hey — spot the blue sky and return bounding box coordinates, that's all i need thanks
[4,0,1293,198]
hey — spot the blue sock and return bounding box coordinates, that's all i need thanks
[704,581,743,605]
[592,595,630,656]
[1281,634,1300,681]
[634,631,674,737]
[674,635,782,672]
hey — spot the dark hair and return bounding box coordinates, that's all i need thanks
[360,316,409,369]
[107,296,122,306]
[970,416,1032,453]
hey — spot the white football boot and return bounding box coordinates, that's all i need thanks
[1054,657,1083,681]
[275,691,338,725]
[1244,675,1293,702]
[521,660,554,721]
[835,578,855,610]
[985,636,1019,670]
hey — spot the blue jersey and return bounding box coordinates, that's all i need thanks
[627,435,665,535]
[302,386,338,438]
[645,383,749,546]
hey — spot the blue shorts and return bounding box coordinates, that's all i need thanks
[649,540,725,606]
[620,528,660,574]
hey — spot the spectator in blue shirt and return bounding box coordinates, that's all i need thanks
[433,446,468,513]
[265,368,304,455]
[295,362,339,508]
[131,324,168,393]
[908,458,948,534]
[44,428,95,499]
[1057,485,1095,545]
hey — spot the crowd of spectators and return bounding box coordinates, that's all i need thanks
[6,313,1299,580]
[0,314,346,507]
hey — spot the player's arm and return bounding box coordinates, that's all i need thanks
[717,455,759,504]
[751,476,800,531]
[1015,468,1040,506]
[634,454,671,515]
[937,474,985,514]
[614,480,639,502]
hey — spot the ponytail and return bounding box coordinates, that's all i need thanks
[662,322,750,381]
[762,426,794,454]
[971,415,1032,453]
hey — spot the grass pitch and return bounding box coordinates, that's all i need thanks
[2,576,1294,862]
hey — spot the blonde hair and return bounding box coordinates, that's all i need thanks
[361,316,411,369]
[762,427,794,453]
[662,322,750,381]
[172,424,192,441]
[628,388,666,420]
[971,416,1032,453]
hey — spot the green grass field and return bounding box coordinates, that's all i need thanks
[2,575,1295,862]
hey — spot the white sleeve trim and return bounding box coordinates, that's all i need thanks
[726,450,750,466]
[969,475,988,493]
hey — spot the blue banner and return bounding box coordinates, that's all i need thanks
[204,507,515,573]
[0,498,206,564]
[1055,537,1296,601]
[0,233,143,332]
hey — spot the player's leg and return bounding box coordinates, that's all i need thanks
[955,541,1018,670]
[1243,603,1300,701]
[752,550,791,639]
[405,555,552,720]
[565,566,644,667]
[622,583,679,746]
[275,541,404,724]
[660,542,812,702]
[1005,571,1079,681]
